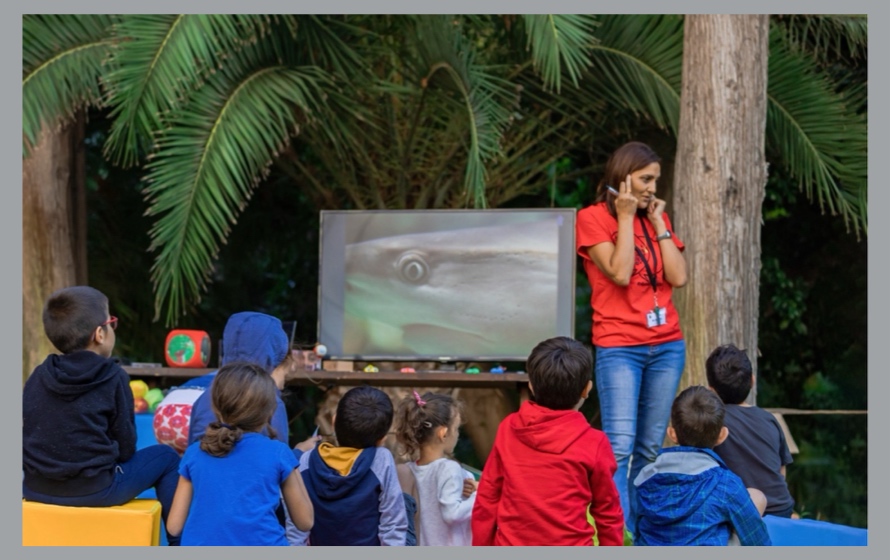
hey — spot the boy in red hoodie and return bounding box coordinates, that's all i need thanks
[472,336,624,546]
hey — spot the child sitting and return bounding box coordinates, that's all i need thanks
[22,286,182,545]
[633,385,771,546]
[472,336,624,546]
[166,362,314,545]
[394,390,477,546]
[287,385,408,545]
[187,312,315,450]
[706,344,795,517]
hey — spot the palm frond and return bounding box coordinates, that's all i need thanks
[771,14,867,63]
[521,15,599,93]
[581,14,684,134]
[143,42,337,324]
[291,15,378,79]
[484,110,589,206]
[412,15,518,207]
[103,14,268,168]
[766,26,867,235]
[23,14,118,157]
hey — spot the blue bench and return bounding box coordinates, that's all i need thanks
[763,515,867,546]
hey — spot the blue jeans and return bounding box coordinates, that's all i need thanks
[595,339,685,537]
[23,444,181,546]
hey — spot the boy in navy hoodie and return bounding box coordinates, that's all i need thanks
[22,286,182,545]
[287,385,408,545]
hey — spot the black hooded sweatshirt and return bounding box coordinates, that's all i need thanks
[23,350,136,496]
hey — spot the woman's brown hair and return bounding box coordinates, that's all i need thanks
[200,361,279,457]
[594,141,661,217]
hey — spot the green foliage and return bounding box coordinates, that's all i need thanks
[23,14,867,324]
[410,16,520,208]
[142,35,339,321]
[766,25,867,235]
[522,15,598,92]
[760,257,809,335]
[771,15,867,64]
[758,170,866,528]
[584,14,684,134]
[103,15,267,167]
[22,14,120,156]
[84,119,167,361]
[784,416,867,528]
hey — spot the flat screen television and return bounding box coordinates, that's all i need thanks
[317,209,577,362]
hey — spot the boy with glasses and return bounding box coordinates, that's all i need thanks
[22,286,182,545]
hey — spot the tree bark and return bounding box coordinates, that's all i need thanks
[672,15,769,403]
[22,115,87,383]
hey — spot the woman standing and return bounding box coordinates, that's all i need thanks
[575,141,687,538]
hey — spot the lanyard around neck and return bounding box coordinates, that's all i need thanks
[634,216,658,293]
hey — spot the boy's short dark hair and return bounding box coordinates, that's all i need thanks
[671,386,726,449]
[42,286,109,354]
[705,344,754,405]
[335,386,394,448]
[526,336,592,410]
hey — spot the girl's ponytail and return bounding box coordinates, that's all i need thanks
[394,391,460,458]
[200,421,243,457]
[198,361,279,457]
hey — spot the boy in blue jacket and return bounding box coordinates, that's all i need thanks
[287,385,408,546]
[633,386,771,546]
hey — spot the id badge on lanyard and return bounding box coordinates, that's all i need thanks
[636,218,667,328]
[646,306,667,328]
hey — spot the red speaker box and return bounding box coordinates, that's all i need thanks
[165,330,211,368]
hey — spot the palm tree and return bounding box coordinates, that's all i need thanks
[22,13,867,334]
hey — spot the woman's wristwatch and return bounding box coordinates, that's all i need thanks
[655,230,672,241]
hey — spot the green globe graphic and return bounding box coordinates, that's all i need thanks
[167,334,196,364]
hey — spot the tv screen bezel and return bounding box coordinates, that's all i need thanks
[317,208,577,363]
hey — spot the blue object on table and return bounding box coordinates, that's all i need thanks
[763,514,867,546]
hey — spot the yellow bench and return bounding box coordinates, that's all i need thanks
[22,498,161,546]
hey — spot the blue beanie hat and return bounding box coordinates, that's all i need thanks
[220,312,288,373]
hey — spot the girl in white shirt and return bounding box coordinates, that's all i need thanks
[395,391,477,546]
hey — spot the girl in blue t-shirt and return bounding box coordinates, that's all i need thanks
[166,362,314,545]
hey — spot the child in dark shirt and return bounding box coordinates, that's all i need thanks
[706,344,795,517]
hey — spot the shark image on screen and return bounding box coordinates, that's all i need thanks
[318,209,576,362]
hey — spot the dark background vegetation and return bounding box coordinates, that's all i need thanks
[86,113,867,528]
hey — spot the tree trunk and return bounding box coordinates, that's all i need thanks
[672,15,769,403]
[22,114,88,383]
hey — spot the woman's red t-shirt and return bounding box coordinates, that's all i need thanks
[576,202,685,348]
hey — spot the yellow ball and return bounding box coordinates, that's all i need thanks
[129,380,149,399]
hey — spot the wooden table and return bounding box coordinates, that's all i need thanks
[285,369,530,390]
[123,366,530,390]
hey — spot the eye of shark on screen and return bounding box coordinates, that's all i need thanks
[396,251,429,284]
